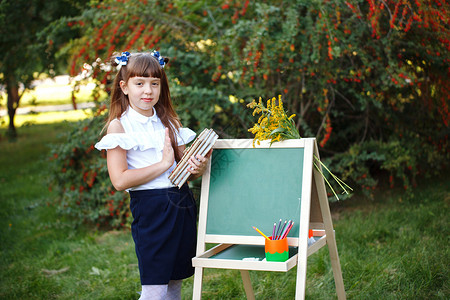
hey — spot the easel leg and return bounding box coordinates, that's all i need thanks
[327,234,346,300]
[240,270,255,300]
[313,167,346,300]
[295,252,308,299]
[193,267,204,300]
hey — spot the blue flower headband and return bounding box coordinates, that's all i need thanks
[114,50,165,68]
[151,50,165,68]
[115,51,130,66]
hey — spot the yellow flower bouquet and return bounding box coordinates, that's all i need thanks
[247,95,301,145]
[247,95,352,200]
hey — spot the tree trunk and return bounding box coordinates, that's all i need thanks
[5,73,21,139]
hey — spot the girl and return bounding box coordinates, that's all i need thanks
[95,50,210,300]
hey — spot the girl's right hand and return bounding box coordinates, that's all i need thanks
[161,128,174,169]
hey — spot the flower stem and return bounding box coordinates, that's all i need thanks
[314,160,340,200]
[314,155,353,194]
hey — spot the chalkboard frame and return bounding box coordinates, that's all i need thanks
[197,138,314,247]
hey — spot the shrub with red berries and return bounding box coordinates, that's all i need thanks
[48,109,130,229]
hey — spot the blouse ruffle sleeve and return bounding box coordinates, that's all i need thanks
[95,128,196,151]
[94,132,163,151]
[176,127,196,146]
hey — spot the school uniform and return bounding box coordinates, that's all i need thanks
[95,106,197,285]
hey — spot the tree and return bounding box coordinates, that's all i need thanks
[66,0,448,192]
[50,0,449,228]
[0,0,87,138]
[204,0,449,195]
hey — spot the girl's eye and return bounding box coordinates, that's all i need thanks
[152,82,159,86]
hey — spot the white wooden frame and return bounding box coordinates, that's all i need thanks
[192,138,345,299]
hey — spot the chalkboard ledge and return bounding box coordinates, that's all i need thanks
[192,235,325,273]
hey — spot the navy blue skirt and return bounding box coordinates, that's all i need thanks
[129,184,197,285]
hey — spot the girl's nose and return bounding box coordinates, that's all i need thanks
[144,84,152,94]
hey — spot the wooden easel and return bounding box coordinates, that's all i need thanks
[192,138,345,299]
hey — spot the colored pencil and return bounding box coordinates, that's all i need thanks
[280,223,291,240]
[275,219,283,240]
[282,220,292,239]
[277,220,287,240]
[279,220,292,239]
[252,226,270,240]
[281,222,294,239]
[272,223,276,239]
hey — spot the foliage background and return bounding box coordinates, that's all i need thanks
[45,0,449,228]
[0,0,89,136]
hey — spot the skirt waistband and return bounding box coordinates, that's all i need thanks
[129,183,190,198]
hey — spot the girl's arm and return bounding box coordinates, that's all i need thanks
[106,121,174,191]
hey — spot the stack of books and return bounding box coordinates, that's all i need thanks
[169,128,218,188]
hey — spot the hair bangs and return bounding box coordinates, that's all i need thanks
[127,53,162,79]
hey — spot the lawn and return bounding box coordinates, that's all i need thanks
[0,122,448,299]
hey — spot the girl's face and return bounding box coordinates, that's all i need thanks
[120,76,161,117]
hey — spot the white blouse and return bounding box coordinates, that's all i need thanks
[95,106,196,191]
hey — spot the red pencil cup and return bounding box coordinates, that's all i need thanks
[265,237,289,262]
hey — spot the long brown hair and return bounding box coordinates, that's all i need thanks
[106,52,183,162]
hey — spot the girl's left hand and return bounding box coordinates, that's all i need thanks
[187,149,212,176]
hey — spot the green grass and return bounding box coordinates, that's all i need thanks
[0,122,448,299]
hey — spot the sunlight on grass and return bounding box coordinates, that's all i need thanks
[0,110,93,128]
[0,75,107,107]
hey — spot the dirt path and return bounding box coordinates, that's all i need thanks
[0,102,95,117]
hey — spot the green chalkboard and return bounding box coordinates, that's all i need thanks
[206,147,304,238]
